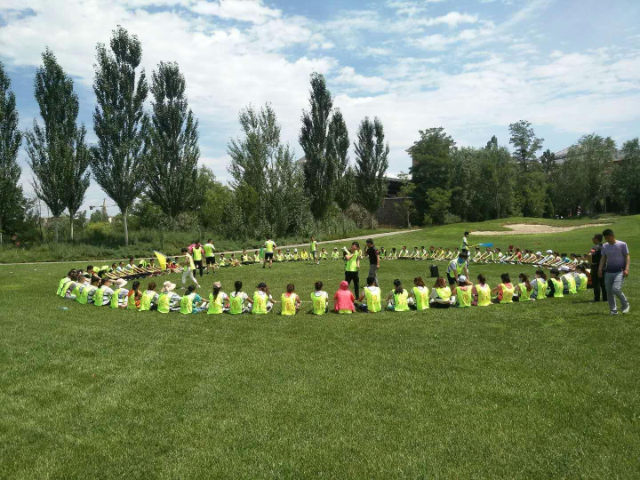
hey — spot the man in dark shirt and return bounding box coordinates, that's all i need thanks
[589,233,607,302]
[364,238,380,286]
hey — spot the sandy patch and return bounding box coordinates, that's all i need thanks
[472,223,611,236]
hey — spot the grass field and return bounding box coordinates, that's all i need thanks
[1,217,639,479]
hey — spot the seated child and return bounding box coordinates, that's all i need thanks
[491,273,515,304]
[331,247,340,260]
[386,279,410,311]
[452,275,473,308]
[547,269,564,298]
[140,282,159,311]
[472,274,492,307]
[207,282,229,315]
[334,281,355,314]
[281,284,301,315]
[530,270,547,300]
[410,277,430,311]
[110,278,129,309]
[560,266,577,295]
[311,281,329,315]
[228,281,250,315]
[93,278,114,306]
[250,282,274,314]
[430,277,452,308]
[127,281,142,310]
[157,281,180,313]
[180,285,205,314]
[516,273,534,302]
[357,277,381,313]
[574,264,589,292]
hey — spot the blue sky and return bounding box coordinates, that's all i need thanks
[1,0,640,215]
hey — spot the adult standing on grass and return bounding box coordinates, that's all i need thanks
[344,241,361,298]
[364,238,380,286]
[263,237,276,269]
[181,248,201,290]
[461,231,470,251]
[203,239,216,274]
[598,229,630,315]
[588,233,607,302]
[192,241,205,278]
[447,250,469,286]
[310,236,319,265]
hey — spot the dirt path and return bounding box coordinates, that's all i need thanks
[0,228,423,267]
[472,223,611,236]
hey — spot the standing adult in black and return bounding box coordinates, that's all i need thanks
[364,238,380,285]
[589,233,607,302]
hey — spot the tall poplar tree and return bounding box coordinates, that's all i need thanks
[509,120,543,172]
[145,61,200,220]
[299,72,335,221]
[328,109,352,229]
[0,61,24,244]
[25,48,89,242]
[90,26,149,245]
[354,116,389,229]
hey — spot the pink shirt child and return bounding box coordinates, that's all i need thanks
[333,281,355,313]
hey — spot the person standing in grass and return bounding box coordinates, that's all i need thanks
[588,234,607,302]
[203,239,216,274]
[461,231,470,251]
[310,236,319,265]
[447,250,470,286]
[343,242,361,298]
[311,281,329,315]
[181,248,201,290]
[263,237,276,269]
[598,229,631,315]
[364,238,380,286]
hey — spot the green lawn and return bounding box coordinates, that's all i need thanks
[1,217,639,479]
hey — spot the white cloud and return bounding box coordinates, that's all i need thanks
[334,66,390,93]
[189,0,281,24]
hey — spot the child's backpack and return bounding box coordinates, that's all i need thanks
[430,265,439,278]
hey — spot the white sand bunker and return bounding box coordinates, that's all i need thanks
[473,223,611,236]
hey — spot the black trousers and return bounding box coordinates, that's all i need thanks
[194,260,204,277]
[592,264,607,301]
[345,271,360,298]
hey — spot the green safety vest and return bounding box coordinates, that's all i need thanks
[111,288,123,309]
[229,293,245,315]
[157,292,172,314]
[242,255,249,262]
[476,284,491,307]
[519,283,532,302]
[435,287,452,302]
[140,291,156,311]
[203,244,214,257]
[138,259,148,268]
[550,278,564,297]
[180,293,197,314]
[311,292,328,315]
[77,286,94,305]
[563,275,577,295]
[57,277,70,296]
[311,241,317,252]
[412,286,429,310]
[187,254,195,270]
[281,294,298,315]
[534,280,547,299]
[332,252,340,259]
[59,279,73,298]
[457,286,472,308]
[265,241,275,253]
[392,289,410,312]
[345,250,359,272]
[499,283,515,304]
[192,247,203,261]
[252,292,268,314]
[577,273,588,291]
[321,252,328,260]
[207,293,225,315]
[364,287,382,313]
[93,287,106,307]
[127,291,139,310]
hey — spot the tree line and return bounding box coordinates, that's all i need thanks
[0,26,389,245]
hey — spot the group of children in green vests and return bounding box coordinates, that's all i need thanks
[57,260,589,315]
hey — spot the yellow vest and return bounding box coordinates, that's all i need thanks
[476,284,491,307]
[311,292,328,315]
[499,283,514,304]
[435,287,452,302]
[207,293,225,315]
[252,292,268,314]
[281,293,298,315]
[551,278,564,297]
[364,287,382,312]
[180,293,197,314]
[456,286,472,308]
[193,247,203,261]
[412,286,429,310]
[519,284,532,302]
[157,292,172,314]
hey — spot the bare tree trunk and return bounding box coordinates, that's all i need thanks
[54,217,59,243]
[69,213,74,241]
[123,207,129,246]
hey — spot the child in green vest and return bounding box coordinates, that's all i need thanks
[281,284,301,315]
[547,269,564,298]
[179,285,205,314]
[110,278,130,309]
[157,281,179,314]
[311,281,329,315]
[430,277,452,308]
[560,266,578,295]
[94,278,114,306]
[250,282,274,314]
[452,275,473,308]
[473,274,492,307]
[386,279,410,311]
[530,270,547,300]
[78,276,100,305]
[57,270,77,297]
[332,247,340,260]
[516,274,534,302]
[491,273,515,304]
[207,282,229,315]
[140,282,159,311]
[228,281,249,315]
[574,264,589,291]
[357,277,382,313]
[410,277,430,310]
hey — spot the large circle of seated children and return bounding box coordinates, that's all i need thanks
[56,264,590,315]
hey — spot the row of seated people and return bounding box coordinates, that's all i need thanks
[56,263,589,315]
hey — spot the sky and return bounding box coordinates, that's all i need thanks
[1,0,640,216]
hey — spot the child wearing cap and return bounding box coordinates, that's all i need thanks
[452,275,473,308]
[332,247,340,260]
[250,283,274,314]
[560,266,578,295]
[157,281,179,314]
[207,282,229,315]
[110,278,129,309]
